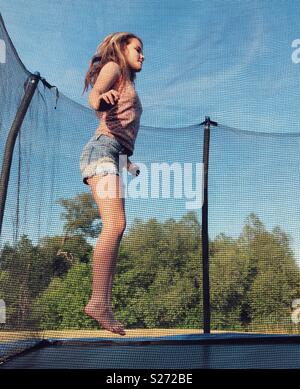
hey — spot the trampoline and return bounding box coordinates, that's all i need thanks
[1,3,300,372]
[1,332,300,369]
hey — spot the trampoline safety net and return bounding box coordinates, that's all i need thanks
[0,2,300,366]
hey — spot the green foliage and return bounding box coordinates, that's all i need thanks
[213,213,300,330]
[0,233,93,329]
[29,212,202,330]
[110,213,202,328]
[32,262,96,329]
[57,192,101,238]
[1,205,300,333]
[210,238,250,329]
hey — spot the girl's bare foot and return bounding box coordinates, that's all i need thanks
[107,307,124,327]
[84,302,126,336]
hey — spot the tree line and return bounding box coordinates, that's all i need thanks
[0,192,299,333]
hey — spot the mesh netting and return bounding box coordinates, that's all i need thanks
[0,3,300,365]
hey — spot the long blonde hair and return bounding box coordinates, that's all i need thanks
[82,32,143,95]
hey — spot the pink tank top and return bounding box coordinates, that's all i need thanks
[94,75,143,156]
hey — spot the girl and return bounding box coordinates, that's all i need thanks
[80,33,144,336]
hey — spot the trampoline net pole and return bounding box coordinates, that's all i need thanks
[0,73,40,237]
[201,117,218,334]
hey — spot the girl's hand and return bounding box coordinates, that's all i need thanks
[98,89,120,110]
[127,159,140,176]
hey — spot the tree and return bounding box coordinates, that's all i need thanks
[32,212,203,329]
[57,192,101,239]
[32,262,96,329]
[111,212,202,328]
[210,235,250,329]
[0,234,93,329]
[237,214,300,330]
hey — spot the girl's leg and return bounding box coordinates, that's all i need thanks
[107,195,125,312]
[84,173,126,336]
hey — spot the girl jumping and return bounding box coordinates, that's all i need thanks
[81,32,144,336]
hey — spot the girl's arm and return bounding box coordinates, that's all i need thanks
[88,61,121,110]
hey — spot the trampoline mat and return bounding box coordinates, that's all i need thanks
[1,334,300,369]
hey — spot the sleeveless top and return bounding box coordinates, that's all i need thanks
[94,74,143,157]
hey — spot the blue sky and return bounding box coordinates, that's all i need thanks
[0,0,300,265]
[1,0,300,131]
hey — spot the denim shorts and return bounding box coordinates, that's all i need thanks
[80,134,129,185]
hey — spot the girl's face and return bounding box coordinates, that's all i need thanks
[124,38,144,73]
